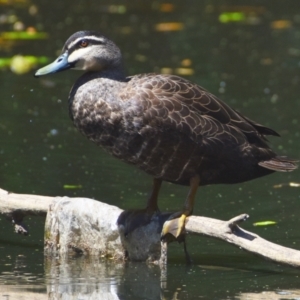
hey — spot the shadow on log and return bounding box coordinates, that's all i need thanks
[1,187,300,267]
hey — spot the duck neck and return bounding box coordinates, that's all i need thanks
[68,66,127,146]
[73,65,127,88]
[98,65,126,80]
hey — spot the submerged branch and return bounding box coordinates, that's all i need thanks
[0,187,300,267]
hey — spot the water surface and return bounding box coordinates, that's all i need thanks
[0,1,300,299]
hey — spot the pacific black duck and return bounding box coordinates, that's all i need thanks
[35,31,297,238]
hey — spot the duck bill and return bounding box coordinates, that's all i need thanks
[34,52,72,77]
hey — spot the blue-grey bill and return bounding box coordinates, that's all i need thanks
[34,52,71,77]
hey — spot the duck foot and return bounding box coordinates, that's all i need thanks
[161,211,188,239]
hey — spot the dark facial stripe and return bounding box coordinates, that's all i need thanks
[65,36,106,53]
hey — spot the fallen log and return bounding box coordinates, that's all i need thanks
[1,187,300,267]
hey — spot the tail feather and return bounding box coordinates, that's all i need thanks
[258,156,298,172]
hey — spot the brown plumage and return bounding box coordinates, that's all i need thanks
[35,31,297,238]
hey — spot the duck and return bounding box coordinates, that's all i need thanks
[35,30,297,239]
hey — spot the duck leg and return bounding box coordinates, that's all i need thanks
[117,178,162,235]
[146,177,162,213]
[162,175,200,238]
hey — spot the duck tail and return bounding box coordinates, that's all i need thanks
[258,156,298,172]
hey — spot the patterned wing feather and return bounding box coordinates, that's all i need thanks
[122,74,275,147]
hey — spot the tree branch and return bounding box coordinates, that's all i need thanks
[0,187,300,267]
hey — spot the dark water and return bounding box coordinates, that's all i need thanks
[1,1,300,299]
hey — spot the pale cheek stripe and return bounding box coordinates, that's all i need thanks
[67,46,98,68]
[68,36,105,49]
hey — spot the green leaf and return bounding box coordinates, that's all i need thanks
[63,184,82,189]
[253,221,277,227]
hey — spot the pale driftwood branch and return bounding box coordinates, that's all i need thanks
[185,215,300,267]
[0,188,53,235]
[1,187,300,267]
[0,188,52,215]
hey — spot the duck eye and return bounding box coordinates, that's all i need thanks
[79,40,88,48]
